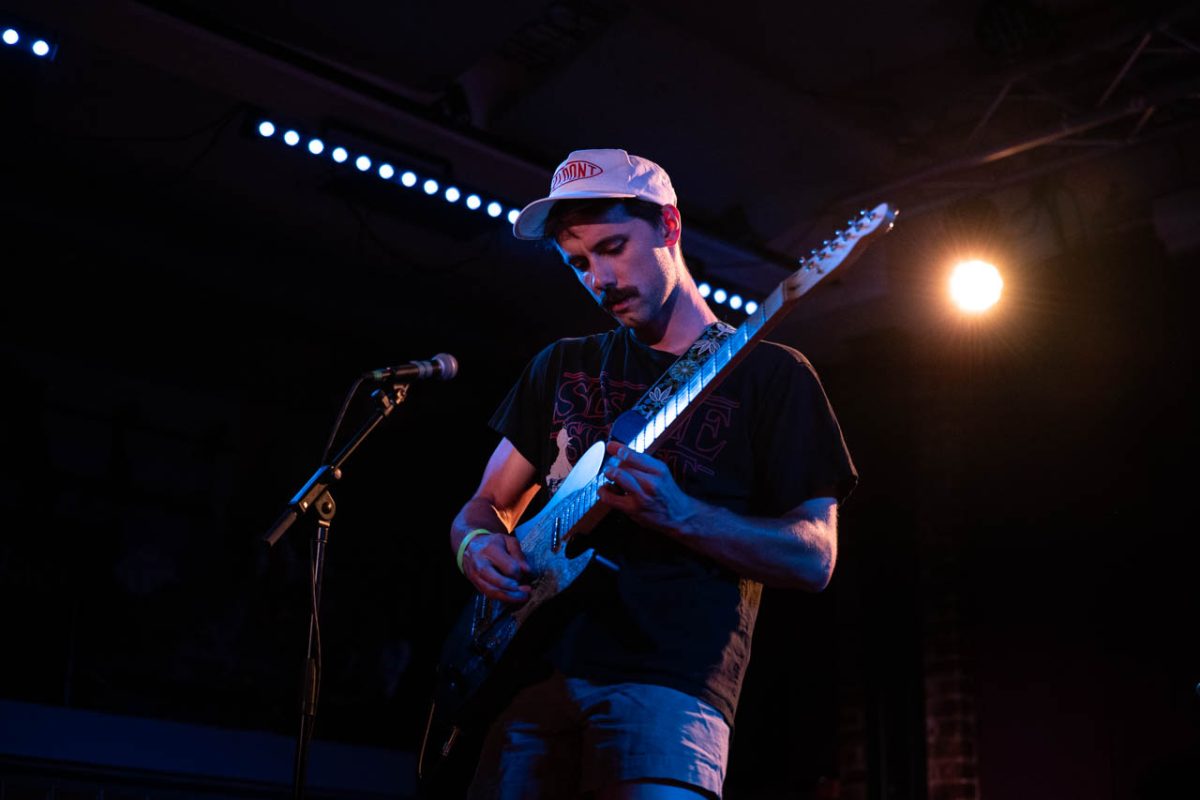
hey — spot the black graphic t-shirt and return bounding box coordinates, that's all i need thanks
[489,326,857,725]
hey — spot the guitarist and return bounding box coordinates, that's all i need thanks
[449,148,858,799]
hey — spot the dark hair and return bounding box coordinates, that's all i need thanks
[541,197,664,247]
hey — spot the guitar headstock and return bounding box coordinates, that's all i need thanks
[783,202,897,300]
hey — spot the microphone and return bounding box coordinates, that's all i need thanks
[364,353,458,382]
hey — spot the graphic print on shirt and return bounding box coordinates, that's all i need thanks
[545,369,737,495]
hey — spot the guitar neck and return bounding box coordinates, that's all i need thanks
[629,285,792,457]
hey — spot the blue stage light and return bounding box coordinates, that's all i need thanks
[445,186,461,203]
[423,179,439,195]
[331,147,348,163]
[2,29,18,46]
[283,130,300,146]
[466,194,481,210]
[31,39,49,57]
[729,294,743,310]
[697,282,712,298]
[401,171,417,187]
[307,138,324,155]
[486,201,502,218]
[713,288,727,304]
[378,163,395,179]
[355,155,371,171]
[744,301,758,315]
[257,121,275,137]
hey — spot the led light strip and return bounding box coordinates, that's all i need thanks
[697,282,757,316]
[255,118,759,314]
[254,119,524,226]
[1,24,56,59]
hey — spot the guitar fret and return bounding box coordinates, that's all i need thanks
[763,285,783,317]
[747,307,764,336]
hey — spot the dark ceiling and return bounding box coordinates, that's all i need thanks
[6,0,1200,356]
[2,1,1199,798]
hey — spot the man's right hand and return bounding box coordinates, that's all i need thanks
[462,532,532,603]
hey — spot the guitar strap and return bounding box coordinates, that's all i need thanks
[611,320,737,443]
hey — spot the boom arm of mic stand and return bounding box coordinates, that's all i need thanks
[260,382,410,547]
[263,465,342,547]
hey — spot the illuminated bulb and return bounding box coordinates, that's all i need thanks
[401,171,417,187]
[2,29,19,46]
[697,282,712,298]
[445,186,460,202]
[423,179,439,195]
[283,130,300,146]
[332,147,348,163]
[355,155,371,171]
[307,139,324,155]
[744,301,758,315]
[257,121,275,137]
[729,295,743,310]
[378,163,395,179]
[466,194,482,210]
[31,39,49,57]
[949,259,1004,313]
[713,288,727,304]
[486,201,502,218]
[507,209,519,224]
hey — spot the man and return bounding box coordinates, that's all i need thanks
[449,148,857,799]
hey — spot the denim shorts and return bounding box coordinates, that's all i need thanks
[467,671,730,799]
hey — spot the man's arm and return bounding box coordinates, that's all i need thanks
[450,437,541,603]
[597,442,837,591]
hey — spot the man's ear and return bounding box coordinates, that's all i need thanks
[661,205,682,247]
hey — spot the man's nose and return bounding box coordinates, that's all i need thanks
[587,259,615,290]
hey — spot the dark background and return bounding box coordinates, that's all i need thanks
[1,1,1199,798]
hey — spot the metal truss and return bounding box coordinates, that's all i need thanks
[834,3,1200,221]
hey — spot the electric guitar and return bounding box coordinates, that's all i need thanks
[416,202,897,792]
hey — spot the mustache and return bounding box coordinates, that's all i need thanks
[600,288,638,309]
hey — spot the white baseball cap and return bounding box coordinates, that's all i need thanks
[512,148,677,240]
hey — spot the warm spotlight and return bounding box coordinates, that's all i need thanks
[950,259,1003,312]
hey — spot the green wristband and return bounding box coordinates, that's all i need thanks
[456,528,490,574]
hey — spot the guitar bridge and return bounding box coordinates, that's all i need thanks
[470,594,491,644]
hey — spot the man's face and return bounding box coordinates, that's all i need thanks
[553,206,679,333]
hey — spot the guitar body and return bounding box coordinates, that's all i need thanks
[417,441,611,792]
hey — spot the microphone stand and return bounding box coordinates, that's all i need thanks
[261,381,411,800]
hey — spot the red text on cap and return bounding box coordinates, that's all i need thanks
[553,160,603,189]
